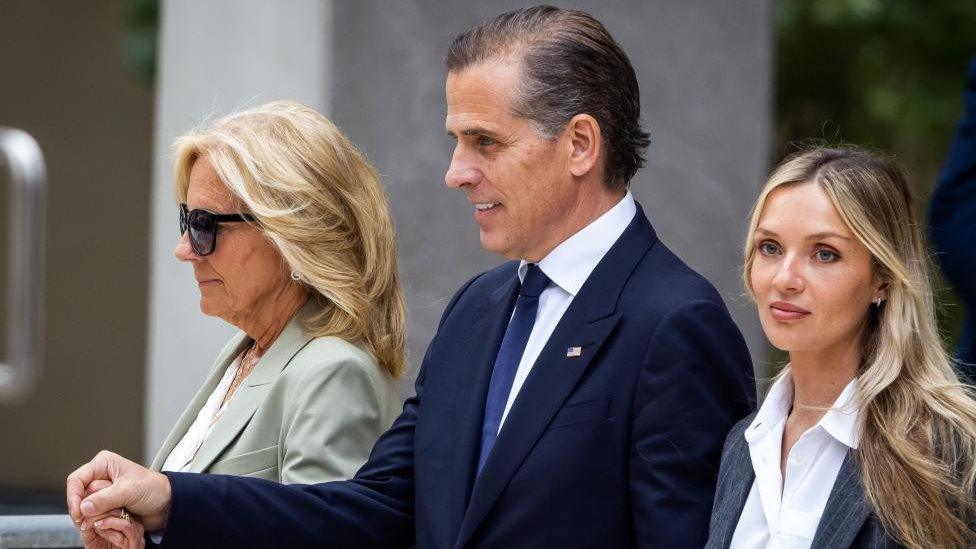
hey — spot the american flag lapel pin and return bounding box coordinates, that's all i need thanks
[566,346,583,358]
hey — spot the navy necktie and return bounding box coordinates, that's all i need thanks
[477,263,550,475]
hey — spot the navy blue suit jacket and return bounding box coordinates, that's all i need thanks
[931,56,976,380]
[160,206,756,548]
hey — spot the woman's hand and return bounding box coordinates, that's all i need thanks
[89,508,145,548]
[75,480,145,548]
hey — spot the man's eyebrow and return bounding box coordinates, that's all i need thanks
[445,126,497,137]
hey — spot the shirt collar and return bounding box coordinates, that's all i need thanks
[518,191,636,296]
[745,372,793,443]
[745,370,861,450]
[820,377,860,449]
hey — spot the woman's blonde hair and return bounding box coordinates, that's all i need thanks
[744,147,976,547]
[173,100,407,377]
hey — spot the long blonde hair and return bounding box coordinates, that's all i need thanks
[744,147,976,548]
[173,100,407,377]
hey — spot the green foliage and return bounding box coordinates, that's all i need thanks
[119,0,159,85]
[777,0,976,169]
[776,0,976,349]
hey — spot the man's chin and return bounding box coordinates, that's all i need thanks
[479,232,517,259]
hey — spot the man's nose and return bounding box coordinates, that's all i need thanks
[445,148,480,189]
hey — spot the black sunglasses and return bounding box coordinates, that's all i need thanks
[179,204,255,256]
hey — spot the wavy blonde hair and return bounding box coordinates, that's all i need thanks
[173,100,407,377]
[744,147,976,548]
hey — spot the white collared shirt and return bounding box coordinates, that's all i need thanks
[153,350,250,543]
[730,372,861,549]
[160,352,243,472]
[497,191,636,429]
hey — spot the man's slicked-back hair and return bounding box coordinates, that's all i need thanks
[446,5,651,188]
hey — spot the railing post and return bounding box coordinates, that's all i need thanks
[0,515,81,548]
[0,128,46,404]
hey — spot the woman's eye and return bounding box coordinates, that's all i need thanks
[758,242,779,255]
[815,249,839,262]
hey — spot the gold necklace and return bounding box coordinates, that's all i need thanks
[221,343,260,409]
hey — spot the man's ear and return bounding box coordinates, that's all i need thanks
[565,113,602,178]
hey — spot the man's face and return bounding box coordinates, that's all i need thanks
[445,59,582,262]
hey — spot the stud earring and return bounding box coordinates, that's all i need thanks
[291,270,302,281]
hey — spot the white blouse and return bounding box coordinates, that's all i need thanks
[160,352,243,473]
[730,373,860,549]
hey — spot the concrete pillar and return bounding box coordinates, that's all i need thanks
[145,0,333,457]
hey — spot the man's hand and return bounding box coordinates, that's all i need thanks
[66,450,172,534]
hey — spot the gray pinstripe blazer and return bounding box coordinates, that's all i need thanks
[705,414,903,548]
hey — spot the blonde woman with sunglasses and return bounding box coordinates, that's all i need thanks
[77,100,406,547]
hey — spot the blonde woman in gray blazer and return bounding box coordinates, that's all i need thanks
[707,148,976,549]
[149,100,409,484]
[76,101,409,547]
[149,304,401,483]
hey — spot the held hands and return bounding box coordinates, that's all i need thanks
[75,487,145,549]
[66,451,172,547]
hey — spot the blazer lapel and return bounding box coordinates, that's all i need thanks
[455,208,657,548]
[811,451,872,549]
[189,313,314,472]
[707,431,755,549]
[149,332,250,471]
[445,274,520,538]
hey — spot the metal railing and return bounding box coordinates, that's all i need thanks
[0,515,81,548]
[0,128,46,404]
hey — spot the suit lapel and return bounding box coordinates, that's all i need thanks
[455,208,657,548]
[149,332,250,471]
[445,274,520,537]
[189,313,314,472]
[708,432,755,549]
[812,451,872,549]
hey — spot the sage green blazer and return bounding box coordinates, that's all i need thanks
[149,312,402,484]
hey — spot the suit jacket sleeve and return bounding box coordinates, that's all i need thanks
[278,350,399,485]
[630,298,755,548]
[930,56,976,372]
[931,56,976,300]
[158,274,485,549]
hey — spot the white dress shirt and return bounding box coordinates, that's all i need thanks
[730,372,860,549]
[160,352,243,472]
[497,190,636,429]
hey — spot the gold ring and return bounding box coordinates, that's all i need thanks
[119,508,131,522]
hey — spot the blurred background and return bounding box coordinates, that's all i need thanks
[0,0,972,514]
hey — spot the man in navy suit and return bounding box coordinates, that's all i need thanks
[931,55,976,382]
[69,7,755,548]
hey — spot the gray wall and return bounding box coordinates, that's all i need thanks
[0,0,153,489]
[331,1,771,392]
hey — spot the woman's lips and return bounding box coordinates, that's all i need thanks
[769,301,810,321]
